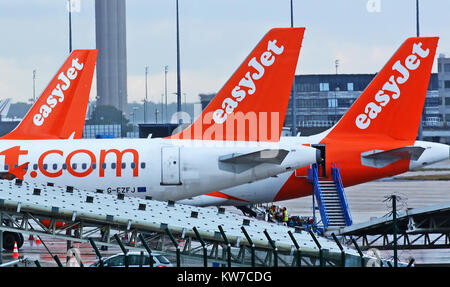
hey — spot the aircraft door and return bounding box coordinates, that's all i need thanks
[312,144,326,178]
[161,146,181,185]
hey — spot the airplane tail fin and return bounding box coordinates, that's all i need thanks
[169,27,305,142]
[325,37,438,141]
[2,49,98,140]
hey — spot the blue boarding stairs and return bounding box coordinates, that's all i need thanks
[307,163,353,232]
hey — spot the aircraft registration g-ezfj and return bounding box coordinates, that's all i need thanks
[180,36,450,207]
[0,27,321,202]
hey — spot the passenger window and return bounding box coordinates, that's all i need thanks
[82,163,87,169]
[62,163,67,170]
[53,164,58,170]
[43,164,48,170]
[121,163,126,169]
[33,164,37,170]
[111,163,116,169]
[92,163,97,169]
[5,164,9,170]
[140,162,146,169]
[72,163,77,170]
[101,163,106,170]
[131,162,136,169]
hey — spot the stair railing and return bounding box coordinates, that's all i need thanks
[331,163,353,226]
[307,164,330,227]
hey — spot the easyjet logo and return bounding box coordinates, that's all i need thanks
[212,39,285,124]
[33,58,84,127]
[355,42,430,129]
[0,146,139,179]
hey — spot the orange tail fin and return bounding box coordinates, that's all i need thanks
[169,27,305,142]
[325,37,438,141]
[2,49,98,140]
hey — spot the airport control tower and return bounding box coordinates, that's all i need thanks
[95,0,128,115]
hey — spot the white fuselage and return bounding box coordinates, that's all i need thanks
[179,137,450,206]
[0,138,318,201]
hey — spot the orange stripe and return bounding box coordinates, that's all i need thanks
[206,191,248,202]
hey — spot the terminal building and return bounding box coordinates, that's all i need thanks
[283,73,441,137]
[438,54,450,124]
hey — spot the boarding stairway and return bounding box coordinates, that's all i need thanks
[307,164,353,229]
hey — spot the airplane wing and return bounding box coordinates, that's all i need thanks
[361,146,425,168]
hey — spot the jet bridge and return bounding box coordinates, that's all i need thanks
[0,179,391,267]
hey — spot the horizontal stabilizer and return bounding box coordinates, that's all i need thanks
[219,149,289,165]
[361,146,425,168]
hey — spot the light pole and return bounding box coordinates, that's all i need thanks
[121,112,126,138]
[32,69,36,103]
[164,65,169,123]
[175,0,182,123]
[161,94,164,123]
[68,0,72,53]
[161,93,164,124]
[417,0,422,132]
[416,0,420,37]
[144,66,149,123]
[334,59,339,123]
[289,0,297,135]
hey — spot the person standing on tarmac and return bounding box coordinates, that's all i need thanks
[269,205,276,222]
[282,207,289,225]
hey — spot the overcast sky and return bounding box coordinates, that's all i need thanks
[0,0,449,104]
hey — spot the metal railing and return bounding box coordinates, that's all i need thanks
[307,164,330,228]
[331,164,353,226]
